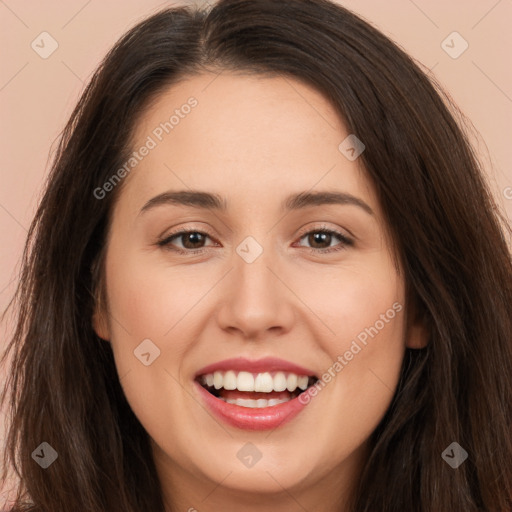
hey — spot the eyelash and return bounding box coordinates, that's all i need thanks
[157,226,353,255]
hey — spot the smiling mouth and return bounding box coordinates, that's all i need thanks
[196,370,319,408]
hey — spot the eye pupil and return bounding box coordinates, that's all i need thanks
[183,232,205,248]
[309,232,331,248]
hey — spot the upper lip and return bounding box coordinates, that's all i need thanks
[195,357,317,378]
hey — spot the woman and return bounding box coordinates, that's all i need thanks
[2,0,511,510]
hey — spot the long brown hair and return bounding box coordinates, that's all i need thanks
[2,1,511,510]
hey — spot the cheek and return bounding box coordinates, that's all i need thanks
[333,310,405,401]
[102,250,198,444]
[104,246,207,348]
[295,255,404,349]
[298,257,406,431]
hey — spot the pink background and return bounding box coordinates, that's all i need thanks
[1,0,511,502]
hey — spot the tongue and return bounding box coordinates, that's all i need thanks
[219,389,293,400]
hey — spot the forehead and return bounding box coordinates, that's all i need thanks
[121,71,378,215]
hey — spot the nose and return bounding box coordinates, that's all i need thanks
[215,244,296,340]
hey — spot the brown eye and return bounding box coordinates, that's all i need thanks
[307,231,334,249]
[158,230,216,253]
[296,228,353,253]
[179,232,207,249]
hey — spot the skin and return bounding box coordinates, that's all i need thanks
[93,71,427,512]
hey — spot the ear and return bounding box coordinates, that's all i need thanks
[91,257,111,341]
[92,305,110,341]
[405,300,429,349]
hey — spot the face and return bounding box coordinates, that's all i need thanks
[93,72,426,508]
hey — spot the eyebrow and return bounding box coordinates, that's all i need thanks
[139,190,374,215]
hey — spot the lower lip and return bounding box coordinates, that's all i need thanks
[195,381,308,431]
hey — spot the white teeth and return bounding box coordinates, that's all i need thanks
[286,373,297,392]
[237,371,255,392]
[236,398,254,408]
[200,370,312,393]
[254,372,274,392]
[273,372,287,392]
[213,371,223,390]
[223,370,237,390]
[297,375,309,391]
[222,396,291,408]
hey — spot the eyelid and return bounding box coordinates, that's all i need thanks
[295,223,353,243]
[157,225,219,251]
[293,224,354,253]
